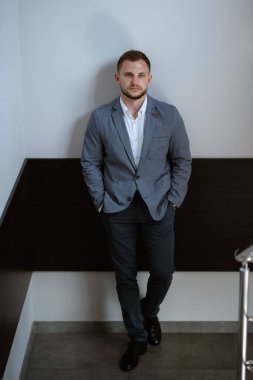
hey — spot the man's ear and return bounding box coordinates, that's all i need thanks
[115,73,120,84]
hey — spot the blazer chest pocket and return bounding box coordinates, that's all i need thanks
[148,137,169,160]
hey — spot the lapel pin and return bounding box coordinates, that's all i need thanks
[151,111,159,117]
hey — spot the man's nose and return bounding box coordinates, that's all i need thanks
[131,76,139,85]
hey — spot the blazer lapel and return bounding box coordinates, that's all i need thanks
[111,98,136,169]
[139,96,158,162]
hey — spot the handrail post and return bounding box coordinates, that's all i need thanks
[238,262,249,380]
[235,243,253,380]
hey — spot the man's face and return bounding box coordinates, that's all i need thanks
[115,59,152,100]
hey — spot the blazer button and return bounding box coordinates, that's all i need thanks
[136,175,140,180]
[127,197,132,202]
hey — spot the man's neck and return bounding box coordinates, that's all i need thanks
[120,94,146,119]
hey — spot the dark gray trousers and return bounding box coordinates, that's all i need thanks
[102,192,175,341]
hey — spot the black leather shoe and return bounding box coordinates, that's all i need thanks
[144,316,161,346]
[120,340,147,371]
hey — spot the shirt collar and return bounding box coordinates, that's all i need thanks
[120,95,147,118]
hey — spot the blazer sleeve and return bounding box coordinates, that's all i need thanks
[80,111,105,211]
[167,107,192,207]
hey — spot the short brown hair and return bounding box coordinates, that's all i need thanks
[117,50,151,72]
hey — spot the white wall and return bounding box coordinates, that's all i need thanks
[0,0,25,218]
[32,271,245,322]
[20,0,253,158]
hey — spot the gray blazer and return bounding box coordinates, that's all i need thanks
[81,95,191,221]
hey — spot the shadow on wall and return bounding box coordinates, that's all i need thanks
[68,10,135,157]
[68,62,119,157]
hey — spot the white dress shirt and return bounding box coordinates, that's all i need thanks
[120,96,147,166]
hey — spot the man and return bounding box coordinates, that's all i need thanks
[81,50,191,371]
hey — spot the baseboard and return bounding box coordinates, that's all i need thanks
[33,321,242,334]
[18,323,35,380]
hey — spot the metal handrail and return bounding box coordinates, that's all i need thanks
[235,243,253,380]
[235,244,253,264]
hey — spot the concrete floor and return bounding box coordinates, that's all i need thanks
[20,328,253,380]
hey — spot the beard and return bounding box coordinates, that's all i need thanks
[120,86,147,100]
